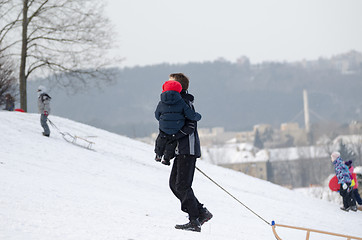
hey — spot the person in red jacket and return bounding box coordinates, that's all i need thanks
[345,160,362,207]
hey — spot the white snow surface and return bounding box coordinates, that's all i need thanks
[1,111,361,240]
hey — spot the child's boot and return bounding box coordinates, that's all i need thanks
[161,158,170,165]
[155,155,162,162]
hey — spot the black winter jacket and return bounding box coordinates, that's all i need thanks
[174,91,201,158]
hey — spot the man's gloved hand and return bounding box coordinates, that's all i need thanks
[44,111,49,116]
[342,183,348,190]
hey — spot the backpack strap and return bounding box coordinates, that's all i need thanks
[40,93,51,102]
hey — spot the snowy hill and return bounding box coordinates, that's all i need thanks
[1,111,361,240]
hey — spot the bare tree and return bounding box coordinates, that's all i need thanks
[338,136,362,166]
[0,52,18,106]
[0,0,117,111]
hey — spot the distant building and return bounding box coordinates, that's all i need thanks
[280,122,308,146]
[199,122,310,148]
[280,122,299,132]
[202,143,332,188]
[331,50,362,74]
[221,161,268,181]
[235,131,254,143]
[253,124,272,134]
[349,121,362,134]
[198,127,237,146]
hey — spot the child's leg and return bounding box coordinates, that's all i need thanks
[155,132,167,161]
[347,190,357,207]
[341,185,357,208]
[353,189,362,205]
[162,140,177,165]
[339,185,352,209]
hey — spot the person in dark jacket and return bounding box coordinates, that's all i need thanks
[167,73,213,232]
[4,93,15,111]
[154,80,201,165]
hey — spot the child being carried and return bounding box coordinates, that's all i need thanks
[154,80,201,165]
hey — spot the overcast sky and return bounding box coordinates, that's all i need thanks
[105,0,362,67]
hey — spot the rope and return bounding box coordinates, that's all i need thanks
[195,166,271,226]
[48,118,58,131]
[47,118,65,136]
[47,118,94,150]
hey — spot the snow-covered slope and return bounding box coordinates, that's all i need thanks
[1,111,361,240]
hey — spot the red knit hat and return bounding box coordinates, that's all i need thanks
[162,80,182,93]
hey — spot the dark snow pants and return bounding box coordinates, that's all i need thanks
[40,114,50,136]
[169,154,203,220]
[339,184,356,208]
[154,132,176,160]
[352,189,362,205]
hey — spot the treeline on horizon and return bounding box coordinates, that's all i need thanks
[28,51,362,138]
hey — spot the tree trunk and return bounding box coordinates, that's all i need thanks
[19,0,28,112]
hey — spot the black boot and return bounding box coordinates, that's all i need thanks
[350,205,357,212]
[199,208,213,225]
[175,219,201,232]
[340,206,350,212]
[161,158,170,165]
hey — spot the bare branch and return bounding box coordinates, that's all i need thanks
[1,0,120,110]
[0,2,22,46]
[0,52,18,105]
[0,39,23,53]
[27,0,49,24]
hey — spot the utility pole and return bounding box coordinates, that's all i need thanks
[303,89,312,144]
[303,89,310,133]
